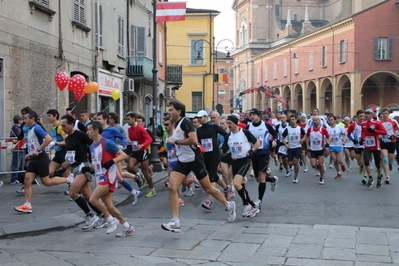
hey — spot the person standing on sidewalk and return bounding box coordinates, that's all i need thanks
[247,108,278,210]
[10,115,25,184]
[14,111,74,213]
[87,121,135,237]
[196,110,230,211]
[304,116,331,185]
[361,109,387,188]
[162,100,236,233]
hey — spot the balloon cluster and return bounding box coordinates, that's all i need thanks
[54,71,120,101]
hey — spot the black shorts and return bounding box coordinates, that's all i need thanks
[130,150,148,162]
[269,141,276,153]
[172,155,208,180]
[231,157,251,177]
[204,153,221,183]
[124,145,132,157]
[310,150,325,158]
[354,148,364,155]
[344,147,354,150]
[380,142,396,154]
[221,152,232,164]
[26,153,50,177]
[301,142,307,151]
[287,147,301,162]
[251,154,270,177]
[52,149,66,164]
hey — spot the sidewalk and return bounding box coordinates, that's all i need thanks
[0,171,168,239]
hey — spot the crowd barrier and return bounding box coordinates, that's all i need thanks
[0,137,26,175]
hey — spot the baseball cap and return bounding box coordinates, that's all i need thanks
[372,107,377,112]
[249,108,261,116]
[195,110,208,118]
[301,113,307,118]
[365,108,373,113]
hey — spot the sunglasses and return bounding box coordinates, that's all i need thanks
[21,112,27,115]
[163,123,170,126]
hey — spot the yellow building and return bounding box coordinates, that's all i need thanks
[166,8,219,113]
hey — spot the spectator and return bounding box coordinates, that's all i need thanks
[10,115,25,184]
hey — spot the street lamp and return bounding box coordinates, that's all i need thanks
[194,38,235,110]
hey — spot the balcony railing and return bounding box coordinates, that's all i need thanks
[126,55,153,79]
[166,65,183,85]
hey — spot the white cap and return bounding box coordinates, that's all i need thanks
[195,110,208,118]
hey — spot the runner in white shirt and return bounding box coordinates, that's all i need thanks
[343,116,355,172]
[327,115,347,179]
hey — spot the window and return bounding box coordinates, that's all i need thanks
[373,37,394,60]
[33,0,49,6]
[230,89,234,99]
[309,50,313,71]
[229,68,234,78]
[73,0,85,24]
[95,2,103,47]
[158,31,163,64]
[130,26,146,56]
[118,17,124,56]
[264,65,268,81]
[320,45,327,67]
[190,39,204,65]
[294,58,298,74]
[257,68,260,84]
[283,59,287,77]
[218,67,226,73]
[240,24,247,46]
[192,92,202,111]
[338,39,347,63]
[273,62,277,80]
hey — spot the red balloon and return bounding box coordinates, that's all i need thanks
[73,89,86,100]
[54,71,69,91]
[68,74,86,92]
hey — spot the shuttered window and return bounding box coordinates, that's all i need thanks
[33,0,49,6]
[73,0,85,24]
[130,26,146,56]
[264,65,268,81]
[320,46,327,67]
[192,92,202,111]
[95,2,103,47]
[373,37,394,61]
[309,50,313,71]
[338,39,347,63]
[118,17,124,56]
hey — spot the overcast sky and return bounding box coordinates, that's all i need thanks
[168,0,236,48]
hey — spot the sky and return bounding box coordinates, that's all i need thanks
[169,0,236,47]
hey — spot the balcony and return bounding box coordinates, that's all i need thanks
[166,65,183,88]
[126,55,153,83]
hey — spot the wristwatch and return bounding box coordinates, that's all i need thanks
[175,140,179,145]
[36,149,42,153]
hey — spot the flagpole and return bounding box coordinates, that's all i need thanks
[149,0,162,172]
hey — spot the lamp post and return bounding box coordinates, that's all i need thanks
[194,38,234,110]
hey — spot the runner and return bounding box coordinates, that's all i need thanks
[379,108,398,184]
[327,115,347,179]
[275,114,290,176]
[297,113,309,172]
[347,110,366,184]
[343,116,355,172]
[162,100,236,233]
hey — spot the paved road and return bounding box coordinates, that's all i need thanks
[1,161,399,265]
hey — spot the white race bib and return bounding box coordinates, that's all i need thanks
[201,138,213,152]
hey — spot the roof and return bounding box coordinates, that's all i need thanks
[186,8,220,14]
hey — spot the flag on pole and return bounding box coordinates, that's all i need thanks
[214,73,228,83]
[156,2,187,22]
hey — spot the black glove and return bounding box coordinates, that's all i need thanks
[359,139,364,145]
[367,128,375,133]
[388,135,395,140]
[352,139,358,145]
[102,159,115,169]
[81,166,91,174]
[247,149,254,158]
[222,145,229,154]
[54,167,66,177]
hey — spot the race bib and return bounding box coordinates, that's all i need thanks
[28,140,37,154]
[257,137,263,149]
[92,159,103,175]
[278,145,287,155]
[65,151,76,164]
[365,136,375,147]
[231,142,242,155]
[201,138,213,152]
[132,141,139,151]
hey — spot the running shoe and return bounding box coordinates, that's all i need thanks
[178,198,184,206]
[116,225,135,237]
[359,166,364,175]
[254,199,262,210]
[249,203,260,218]
[135,175,143,189]
[341,164,346,172]
[293,177,298,183]
[376,178,382,188]
[194,178,202,189]
[348,166,352,172]
[385,176,391,184]
[139,175,146,189]
[226,201,236,222]
[303,167,308,173]
[16,186,25,194]
[11,180,21,185]
[181,185,187,193]
[106,218,119,234]
[290,165,294,171]
[229,186,236,199]
[224,185,232,200]
[161,218,181,233]
[66,174,74,185]
[316,171,320,176]
[145,189,156,198]
[94,216,108,229]
[329,164,333,169]
[275,159,279,167]
[82,213,99,230]
[366,177,374,188]
[266,168,271,175]
[335,173,342,180]
[285,171,291,177]
[271,176,279,191]
[201,200,213,211]
[319,178,324,185]
[14,203,32,213]
[131,190,142,206]
[361,176,367,185]
[0,181,3,187]
[250,169,254,177]
[279,165,283,171]
[185,188,194,197]
[242,204,253,217]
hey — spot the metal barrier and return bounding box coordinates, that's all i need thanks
[0,137,26,175]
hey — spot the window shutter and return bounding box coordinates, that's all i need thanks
[130,25,135,55]
[325,46,327,66]
[230,68,234,78]
[343,39,347,62]
[373,37,378,60]
[74,0,79,21]
[320,46,323,67]
[388,37,394,60]
[137,27,145,55]
[99,4,103,46]
[79,0,85,23]
[309,50,313,70]
[337,41,341,63]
